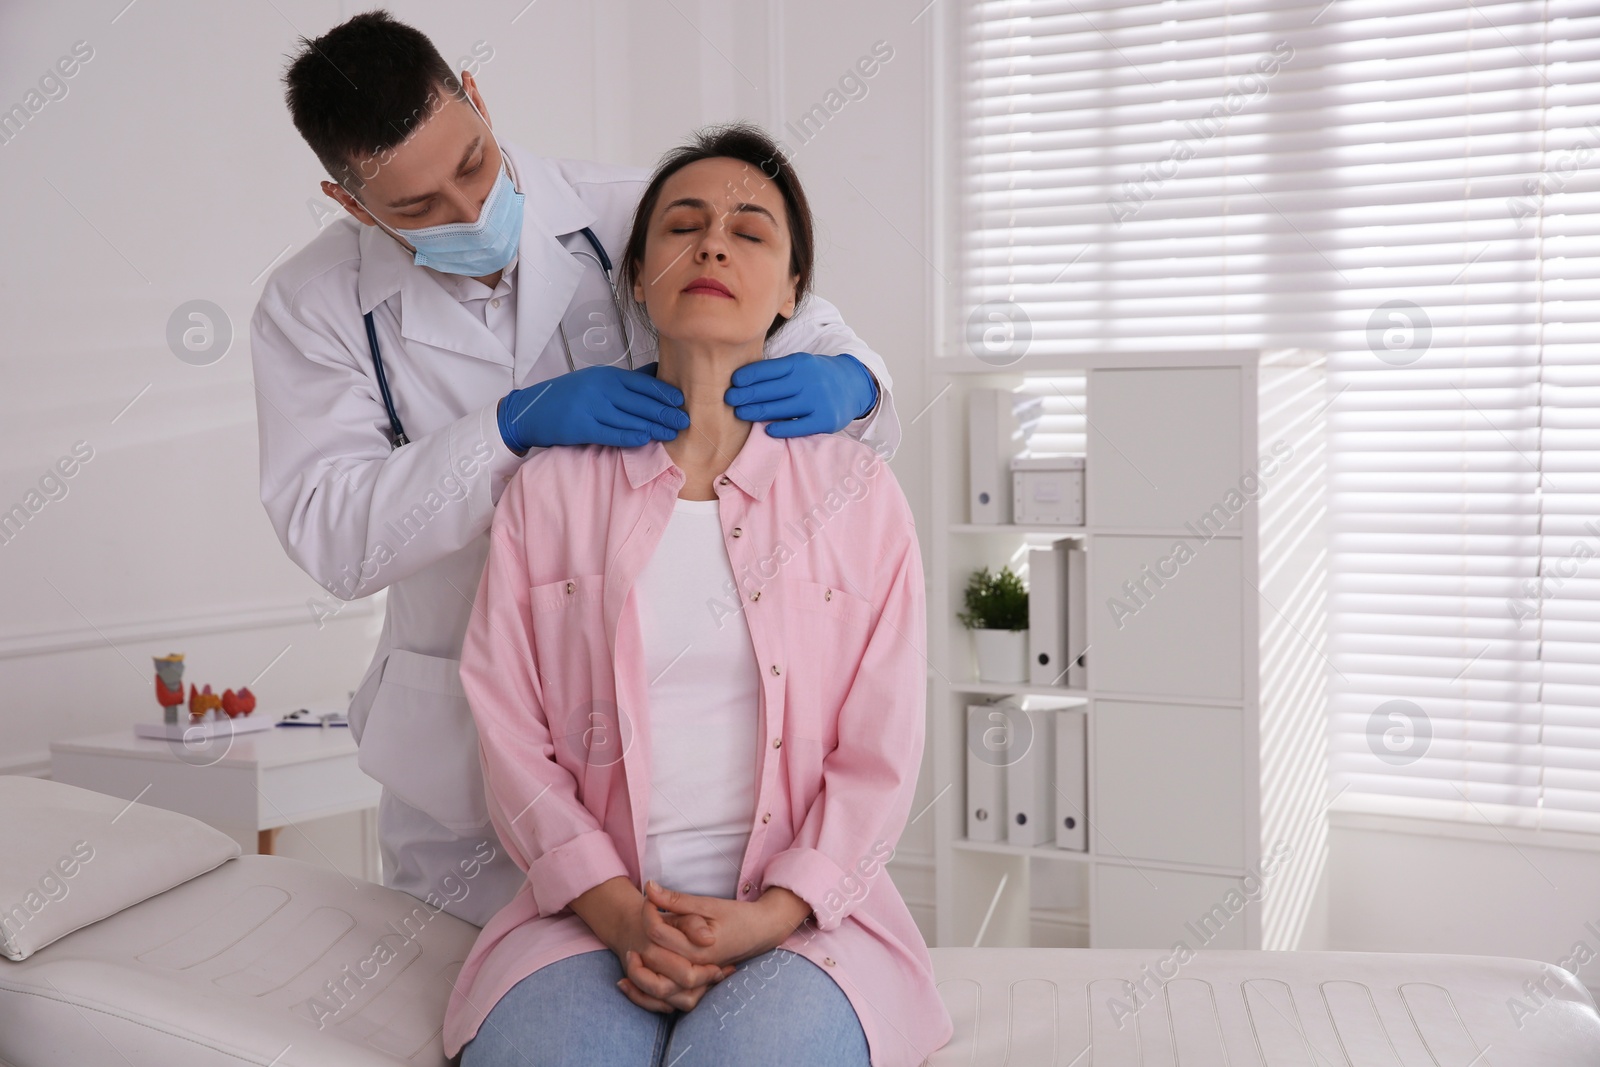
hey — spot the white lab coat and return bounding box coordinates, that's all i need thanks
[250,139,901,926]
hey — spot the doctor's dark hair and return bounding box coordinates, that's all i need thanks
[617,123,814,341]
[281,9,466,192]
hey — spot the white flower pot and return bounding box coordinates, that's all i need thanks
[972,627,1029,683]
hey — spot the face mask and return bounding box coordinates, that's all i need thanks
[369,110,525,277]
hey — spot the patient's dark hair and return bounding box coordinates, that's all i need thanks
[618,122,815,341]
[281,9,465,192]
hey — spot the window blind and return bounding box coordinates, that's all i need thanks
[963,0,1600,831]
[1018,374,1088,457]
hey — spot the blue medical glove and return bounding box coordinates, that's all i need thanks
[498,365,688,452]
[724,352,879,438]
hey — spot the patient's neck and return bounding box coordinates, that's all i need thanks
[655,336,760,501]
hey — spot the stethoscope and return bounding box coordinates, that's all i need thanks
[361,225,631,450]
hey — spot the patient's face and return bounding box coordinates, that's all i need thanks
[632,157,799,348]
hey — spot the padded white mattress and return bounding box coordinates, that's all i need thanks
[0,854,1595,1066]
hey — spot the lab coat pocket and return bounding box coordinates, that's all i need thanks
[770,577,877,744]
[356,648,490,834]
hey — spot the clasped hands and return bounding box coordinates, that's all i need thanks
[570,875,812,1013]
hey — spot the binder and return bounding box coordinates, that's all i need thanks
[1054,708,1088,851]
[1005,698,1056,846]
[967,389,1044,523]
[1028,540,1071,686]
[1066,543,1088,689]
[965,702,1006,842]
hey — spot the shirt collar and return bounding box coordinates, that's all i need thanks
[622,421,784,501]
[434,257,515,301]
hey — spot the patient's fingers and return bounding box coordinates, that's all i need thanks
[668,911,717,946]
[667,983,712,1012]
[641,939,723,986]
[624,949,682,1001]
[621,975,709,1013]
[648,915,717,961]
[642,892,718,960]
[616,976,675,1014]
[645,879,723,919]
[627,947,723,997]
[625,949,729,1015]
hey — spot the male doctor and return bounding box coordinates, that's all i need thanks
[251,11,901,927]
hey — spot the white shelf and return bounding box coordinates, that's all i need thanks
[951,829,1263,879]
[1031,905,1090,929]
[941,675,1244,709]
[949,523,1244,540]
[943,678,1090,704]
[952,838,1092,862]
[949,523,1087,536]
[1081,690,1244,710]
[927,352,1331,953]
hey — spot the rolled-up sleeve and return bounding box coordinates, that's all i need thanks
[459,467,630,916]
[759,497,926,931]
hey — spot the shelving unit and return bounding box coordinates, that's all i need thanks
[927,350,1330,951]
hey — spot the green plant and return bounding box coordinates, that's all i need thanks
[957,566,1028,630]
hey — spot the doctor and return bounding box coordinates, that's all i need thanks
[251,11,901,927]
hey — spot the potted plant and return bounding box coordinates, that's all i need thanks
[958,565,1029,683]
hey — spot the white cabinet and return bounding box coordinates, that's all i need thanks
[1088,535,1244,701]
[1094,701,1246,869]
[927,350,1329,951]
[1086,367,1245,533]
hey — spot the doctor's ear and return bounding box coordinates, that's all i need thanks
[323,181,369,223]
[460,70,492,129]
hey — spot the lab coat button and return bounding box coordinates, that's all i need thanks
[750,590,761,601]
[772,738,782,749]
[824,957,836,967]
[719,476,731,485]
[742,881,753,895]
[731,526,742,537]
[824,588,832,601]
[491,298,501,308]
[565,581,575,594]
[761,812,771,824]
[769,664,780,675]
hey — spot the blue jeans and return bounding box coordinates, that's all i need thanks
[458,947,870,1067]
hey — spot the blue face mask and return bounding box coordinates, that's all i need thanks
[371,146,525,277]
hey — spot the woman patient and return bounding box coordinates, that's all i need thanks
[443,122,951,1067]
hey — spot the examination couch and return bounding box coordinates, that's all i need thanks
[4,776,1597,1066]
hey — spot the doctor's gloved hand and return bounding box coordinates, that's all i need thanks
[498,365,688,452]
[724,352,879,438]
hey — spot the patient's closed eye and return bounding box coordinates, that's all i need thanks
[667,223,763,243]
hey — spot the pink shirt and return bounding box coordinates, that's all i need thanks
[443,421,952,1065]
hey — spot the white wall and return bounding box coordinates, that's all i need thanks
[1330,813,1600,1004]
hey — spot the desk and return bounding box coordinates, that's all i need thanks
[49,722,381,877]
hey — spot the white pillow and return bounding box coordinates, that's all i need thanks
[0,775,240,961]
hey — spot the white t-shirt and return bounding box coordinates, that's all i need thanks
[635,496,761,899]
